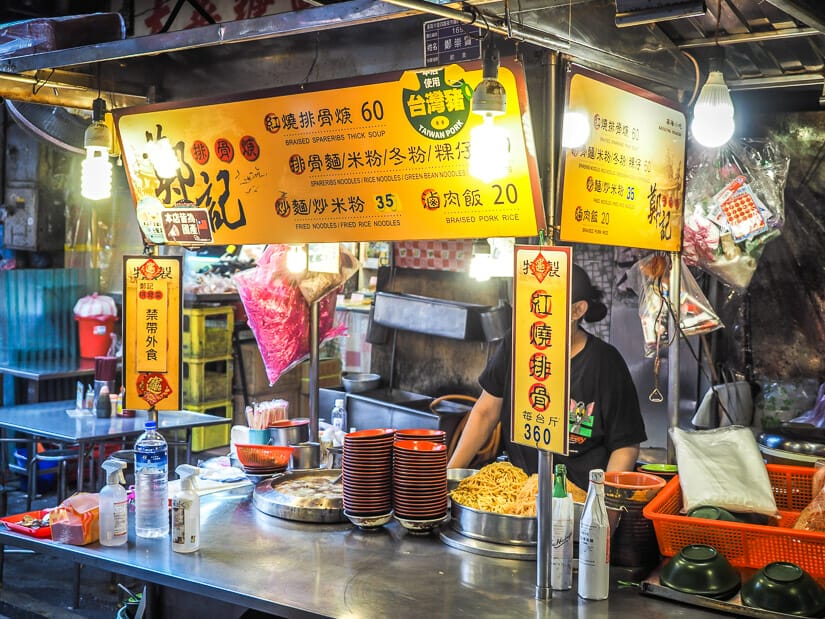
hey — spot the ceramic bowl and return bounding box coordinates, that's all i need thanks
[740,562,825,616]
[659,544,741,600]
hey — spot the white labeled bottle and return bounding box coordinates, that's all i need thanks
[551,463,574,590]
[172,464,200,553]
[134,420,169,538]
[99,458,128,546]
[578,468,610,600]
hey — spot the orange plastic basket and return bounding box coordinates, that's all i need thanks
[643,464,825,584]
[234,444,293,469]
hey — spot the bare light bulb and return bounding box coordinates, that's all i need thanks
[690,71,735,148]
[286,244,307,273]
[148,137,180,179]
[81,143,112,201]
[469,117,510,183]
[561,111,590,148]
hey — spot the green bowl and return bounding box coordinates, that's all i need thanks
[660,544,741,600]
[741,562,825,616]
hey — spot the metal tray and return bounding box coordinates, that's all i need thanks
[253,469,346,524]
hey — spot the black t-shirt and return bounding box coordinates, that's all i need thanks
[478,330,647,490]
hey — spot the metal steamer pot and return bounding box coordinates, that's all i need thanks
[253,469,346,524]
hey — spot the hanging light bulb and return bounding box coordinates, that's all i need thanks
[147,137,180,179]
[286,244,308,273]
[81,98,113,201]
[469,239,493,282]
[690,70,735,148]
[469,35,510,183]
[561,111,590,149]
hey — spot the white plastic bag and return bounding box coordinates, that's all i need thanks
[670,426,778,517]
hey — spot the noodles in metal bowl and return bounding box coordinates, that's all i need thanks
[449,462,538,546]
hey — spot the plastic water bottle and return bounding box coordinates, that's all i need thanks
[331,398,347,432]
[134,420,169,539]
[578,468,610,600]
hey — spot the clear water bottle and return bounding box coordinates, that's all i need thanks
[331,398,347,432]
[134,420,169,538]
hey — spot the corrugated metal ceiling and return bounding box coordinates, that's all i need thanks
[0,0,823,111]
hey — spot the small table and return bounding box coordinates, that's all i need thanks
[0,359,98,405]
[0,400,231,494]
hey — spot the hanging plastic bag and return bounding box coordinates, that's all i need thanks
[692,367,754,429]
[299,245,361,304]
[628,253,723,358]
[233,245,346,386]
[683,138,790,293]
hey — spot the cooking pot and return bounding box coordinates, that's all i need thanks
[270,418,310,446]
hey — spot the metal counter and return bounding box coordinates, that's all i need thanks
[0,485,724,618]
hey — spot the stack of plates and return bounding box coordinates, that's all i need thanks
[342,428,396,528]
[243,464,287,478]
[395,428,446,444]
[393,439,448,533]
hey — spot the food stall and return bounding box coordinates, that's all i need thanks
[1,1,825,618]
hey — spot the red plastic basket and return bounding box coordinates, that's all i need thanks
[643,464,825,584]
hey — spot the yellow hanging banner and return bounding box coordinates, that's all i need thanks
[122,256,182,411]
[558,65,685,251]
[511,245,571,455]
[113,58,545,246]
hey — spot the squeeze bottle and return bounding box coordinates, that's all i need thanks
[172,465,200,553]
[99,459,128,547]
[551,463,574,590]
[578,468,610,600]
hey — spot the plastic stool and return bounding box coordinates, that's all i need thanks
[27,449,78,511]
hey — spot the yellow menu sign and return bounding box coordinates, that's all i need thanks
[511,246,570,455]
[122,256,182,411]
[114,58,545,245]
[558,65,685,251]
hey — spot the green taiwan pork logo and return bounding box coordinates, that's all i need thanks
[403,68,472,140]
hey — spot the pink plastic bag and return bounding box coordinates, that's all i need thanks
[233,245,346,386]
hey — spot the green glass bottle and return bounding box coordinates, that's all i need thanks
[553,463,568,498]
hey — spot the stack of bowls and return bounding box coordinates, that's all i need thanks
[741,562,825,616]
[659,544,741,600]
[395,428,446,444]
[393,439,448,533]
[342,428,396,528]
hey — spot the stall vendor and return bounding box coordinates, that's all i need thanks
[447,264,647,491]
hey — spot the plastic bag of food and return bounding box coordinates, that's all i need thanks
[233,245,346,386]
[794,461,825,532]
[683,139,790,292]
[299,245,361,304]
[753,378,820,430]
[50,492,99,545]
[628,253,723,357]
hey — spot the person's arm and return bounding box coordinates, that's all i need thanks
[605,444,640,473]
[447,389,502,469]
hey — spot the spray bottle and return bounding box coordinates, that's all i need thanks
[172,465,200,553]
[99,459,128,547]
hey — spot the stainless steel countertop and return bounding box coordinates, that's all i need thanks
[0,485,726,618]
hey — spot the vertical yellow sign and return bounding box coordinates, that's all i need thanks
[511,246,571,455]
[558,65,685,251]
[123,256,182,411]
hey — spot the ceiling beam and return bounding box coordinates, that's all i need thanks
[765,1,825,34]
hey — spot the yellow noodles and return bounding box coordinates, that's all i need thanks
[451,462,531,515]
[504,474,540,516]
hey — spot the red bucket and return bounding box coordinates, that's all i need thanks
[76,316,116,359]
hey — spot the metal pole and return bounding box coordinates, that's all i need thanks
[309,301,320,442]
[536,449,553,599]
[666,253,681,464]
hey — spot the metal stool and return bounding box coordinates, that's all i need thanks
[27,448,79,511]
